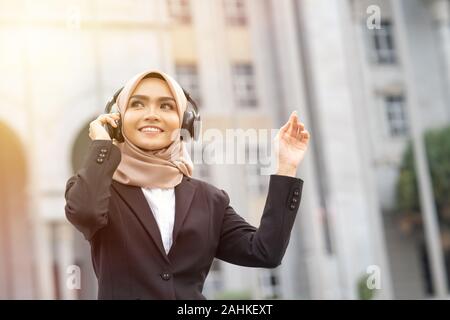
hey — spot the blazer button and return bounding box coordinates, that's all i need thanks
[292,198,298,203]
[290,204,296,210]
[96,158,104,164]
[294,189,300,196]
[100,148,108,153]
[98,153,106,158]
[161,272,171,281]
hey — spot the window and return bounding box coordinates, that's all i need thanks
[168,0,192,24]
[384,94,409,137]
[175,64,202,106]
[232,64,258,108]
[223,0,247,26]
[367,20,397,64]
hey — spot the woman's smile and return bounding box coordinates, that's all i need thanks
[139,125,165,136]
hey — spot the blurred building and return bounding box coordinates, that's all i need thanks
[0,0,449,299]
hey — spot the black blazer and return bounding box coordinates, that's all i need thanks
[64,140,303,299]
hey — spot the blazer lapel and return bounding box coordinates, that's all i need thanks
[112,180,169,263]
[172,176,197,246]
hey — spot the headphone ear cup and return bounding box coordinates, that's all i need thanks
[105,122,114,140]
[192,114,200,141]
[114,119,125,143]
[103,115,124,142]
[181,110,195,141]
[104,86,125,142]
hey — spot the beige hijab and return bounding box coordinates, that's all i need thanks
[112,70,193,188]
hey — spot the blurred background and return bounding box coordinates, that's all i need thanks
[0,0,449,300]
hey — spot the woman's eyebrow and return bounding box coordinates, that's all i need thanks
[159,97,176,102]
[130,95,175,102]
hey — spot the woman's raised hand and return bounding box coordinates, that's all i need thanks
[274,111,310,177]
[89,113,121,141]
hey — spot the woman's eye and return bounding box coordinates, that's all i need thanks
[161,103,174,110]
[130,100,144,108]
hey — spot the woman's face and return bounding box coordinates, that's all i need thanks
[123,77,180,151]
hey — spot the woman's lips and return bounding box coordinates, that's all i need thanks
[140,131,162,137]
[139,126,164,136]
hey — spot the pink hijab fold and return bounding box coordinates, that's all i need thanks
[112,70,193,188]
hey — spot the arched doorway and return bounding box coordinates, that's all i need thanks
[0,122,36,298]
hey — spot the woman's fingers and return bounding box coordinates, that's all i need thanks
[279,120,290,135]
[296,121,305,137]
[106,117,118,128]
[288,111,304,138]
[88,113,121,141]
[279,111,309,143]
[279,111,295,134]
[96,113,119,127]
[300,129,310,140]
[283,111,296,136]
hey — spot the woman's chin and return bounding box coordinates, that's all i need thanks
[136,140,170,152]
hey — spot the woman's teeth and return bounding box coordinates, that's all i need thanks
[140,128,162,132]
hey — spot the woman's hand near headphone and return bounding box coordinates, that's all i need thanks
[89,113,121,141]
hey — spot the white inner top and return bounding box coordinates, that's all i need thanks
[140,187,176,255]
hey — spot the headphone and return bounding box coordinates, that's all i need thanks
[104,86,201,143]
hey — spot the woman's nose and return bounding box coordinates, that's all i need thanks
[142,106,161,120]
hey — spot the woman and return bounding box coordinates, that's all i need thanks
[64,70,310,300]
